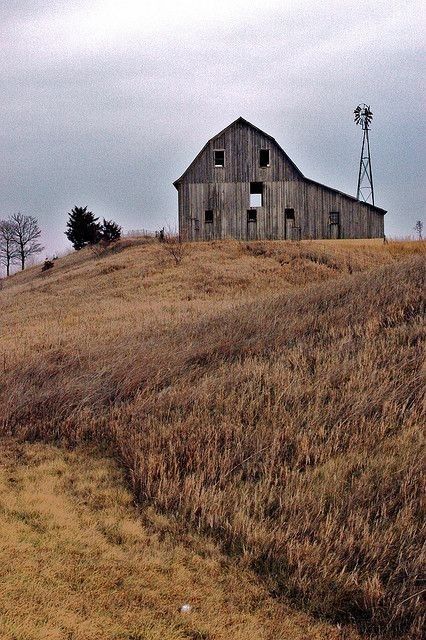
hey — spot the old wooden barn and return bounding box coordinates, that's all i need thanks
[173,117,386,241]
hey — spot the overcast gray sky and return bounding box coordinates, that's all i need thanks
[1,0,424,256]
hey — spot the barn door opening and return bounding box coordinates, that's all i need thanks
[204,210,214,240]
[329,212,340,239]
[285,208,294,240]
[247,209,257,240]
[191,217,200,241]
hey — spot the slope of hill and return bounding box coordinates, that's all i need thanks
[1,238,424,638]
[0,439,347,640]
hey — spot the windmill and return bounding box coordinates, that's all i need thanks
[354,103,374,205]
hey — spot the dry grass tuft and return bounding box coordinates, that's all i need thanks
[0,238,425,638]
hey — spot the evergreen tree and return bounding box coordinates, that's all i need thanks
[65,206,101,250]
[101,219,122,243]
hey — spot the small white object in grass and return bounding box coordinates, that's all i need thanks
[180,603,192,613]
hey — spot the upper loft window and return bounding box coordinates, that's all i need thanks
[214,149,224,167]
[259,149,270,167]
[205,210,214,223]
[329,211,340,224]
[285,208,295,220]
[250,182,263,207]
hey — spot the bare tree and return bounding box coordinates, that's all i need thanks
[414,220,423,241]
[10,213,43,270]
[0,220,19,276]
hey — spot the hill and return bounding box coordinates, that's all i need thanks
[1,439,347,640]
[0,238,424,638]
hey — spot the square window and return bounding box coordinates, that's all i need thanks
[247,209,257,223]
[214,150,224,167]
[250,193,262,207]
[250,182,263,207]
[329,211,340,224]
[205,210,213,223]
[285,208,295,220]
[260,149,270,167]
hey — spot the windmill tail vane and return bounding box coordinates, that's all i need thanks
[355,103,375,205]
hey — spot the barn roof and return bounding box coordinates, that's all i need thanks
[173,117,386,215]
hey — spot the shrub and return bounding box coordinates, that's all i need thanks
[162,233,188,265]
[101,219,122,243]
[41,259,54,272]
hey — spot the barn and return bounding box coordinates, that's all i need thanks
[173,117,386,241]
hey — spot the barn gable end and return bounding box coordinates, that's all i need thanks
[174,117,303,186]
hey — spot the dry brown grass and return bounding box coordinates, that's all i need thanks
[0,238,425,638]
[0,439,347,640]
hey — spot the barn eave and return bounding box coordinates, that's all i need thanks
[305,177,387,214]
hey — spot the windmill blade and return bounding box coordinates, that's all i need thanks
[354,103,373,129]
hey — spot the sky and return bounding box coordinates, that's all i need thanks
[0,0,424,257]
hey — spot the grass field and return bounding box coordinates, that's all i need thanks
[0,238,424,638]
[1,439,349,640]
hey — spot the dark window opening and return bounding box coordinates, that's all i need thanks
[205,210,213,223]
[214,149,224,167]
[285,208,295,220]
[329,211,340,224]
[250,182,263,207]
[260,149,270,167]
[247,209,257,223]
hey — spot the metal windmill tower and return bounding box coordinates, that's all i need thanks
[354,104,374,205]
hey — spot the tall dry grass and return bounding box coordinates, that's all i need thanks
[2,440,345,640]
[0,238,424,638]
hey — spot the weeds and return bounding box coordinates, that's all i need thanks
[162,232,189,265]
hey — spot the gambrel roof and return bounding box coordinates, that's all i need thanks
[173,117,386,215]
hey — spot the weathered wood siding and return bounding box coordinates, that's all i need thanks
[176,119,385,241]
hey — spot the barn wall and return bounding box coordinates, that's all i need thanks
[303,183,384,240]
[176,120,385,241]
[178,180,384,241]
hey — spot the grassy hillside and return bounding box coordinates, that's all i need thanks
[1,439,346,640]
[1,238,424,638]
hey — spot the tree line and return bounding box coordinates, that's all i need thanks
[65,206,121,250]
[1,206,423,278]
[0,213,43,276]
[0,207,122,277]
